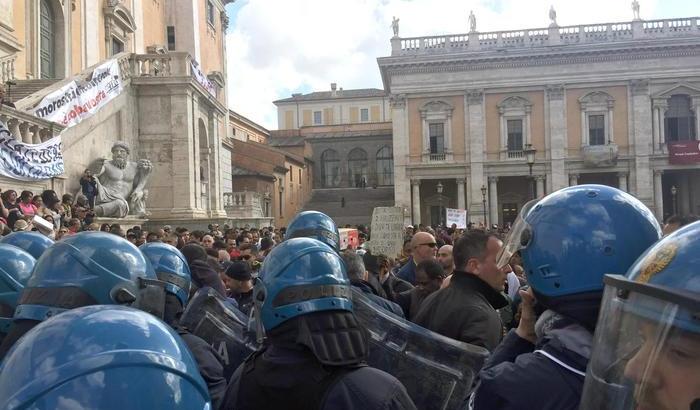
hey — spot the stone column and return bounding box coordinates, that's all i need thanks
[411,179,421,225]
[535,175,545,198]
[569,173,579,186]
[390,94,412,225]
[547,85,568,191]
[617,172,628,192]
[630,80,654,210]
[467,89,486,223]
[456,178,466,210]
[679,174,691,215]
[652,105,660,148]
[653,170,664,222]
[488,177,499,226]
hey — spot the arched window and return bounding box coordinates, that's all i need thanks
[348,148,368,188]
[376,146,394,186]
[39,0,55,79]
[321,149,340,188]
[665,95,697,141]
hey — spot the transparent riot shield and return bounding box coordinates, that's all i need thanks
[179,288,257,379]
[352,288,490,410]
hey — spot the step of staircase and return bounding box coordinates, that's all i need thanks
[5,79,60,104]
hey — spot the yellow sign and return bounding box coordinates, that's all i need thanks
[637,242,678,284]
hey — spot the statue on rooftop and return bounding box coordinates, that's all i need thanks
[469,10,477,33]
[632,0,641,21]
[92,142,153,218]
[391,16,400,37]
[549,5,558,27]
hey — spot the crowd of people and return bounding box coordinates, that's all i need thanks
[0,183,698,410]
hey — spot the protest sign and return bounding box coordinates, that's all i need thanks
[366,207,404,258]
[32,59,123,128]
[191,60,217,97]
[446,208,467,229]
[0,122,64,180]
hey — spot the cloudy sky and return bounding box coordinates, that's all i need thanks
[225,0,700,130]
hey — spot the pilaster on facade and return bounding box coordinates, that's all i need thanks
[617,172,629,192]
[487,176,498,226]
[411,179,421,224]
[653,169,664,221]
[569,173,579,186]
[534,175,546,198]
[456,178,466,210]
[547,84,568,191]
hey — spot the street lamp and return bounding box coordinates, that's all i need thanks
[671,185,678,215]
[436,181,444,227]
[481,184,488,228]
[524,143,537,198]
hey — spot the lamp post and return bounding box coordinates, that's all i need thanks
[671,185,678,215]
[481,184,487,228]
[436,181,444,227]
[524,143,537,199]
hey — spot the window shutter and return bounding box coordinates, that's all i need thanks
[285,111,294,129]
[349,107,359,123]
[370,105,380,122]
[323,108,334,125]
[302,110,312,126]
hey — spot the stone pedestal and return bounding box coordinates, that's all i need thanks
[93,216,150,230]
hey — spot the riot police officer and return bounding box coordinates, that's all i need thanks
[285,210,340,250]
[0,231,165,359]
[0,244,35,343]
[141,242,227,409]
[581,220,700,410]
[0,231,54,259]
[221,237,416,410]
[0,305,212,409]
[471,185,662,410]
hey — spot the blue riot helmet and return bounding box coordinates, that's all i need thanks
[0,305,211,409]
[285,210,340,251]
[581,220,700,410]
[497,185,661,329]
[140,242,192,306]
[0,244,35,335]
[254,237,365,365]
[13,231,164,324]
[0,231,54,260]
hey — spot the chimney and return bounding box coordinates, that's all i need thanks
[331,83,337,97]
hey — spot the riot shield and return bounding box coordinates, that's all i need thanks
[351,288,490,410]
[180,288,257,379]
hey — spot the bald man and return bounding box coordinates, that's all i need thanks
[397,231,437,285]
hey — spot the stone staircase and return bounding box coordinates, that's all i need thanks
[4,79,60,104]
[303,186,395,226]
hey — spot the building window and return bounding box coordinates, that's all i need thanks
[279,191,283,217]
[360,108,369,122]
[665,95,697,141]
[167,26,176,50]
[111,37,124,56]
[429,123,444,154]
[39,0,55,79]
[506,119,523,152]
[289,166,293,182]
[376,146,394,186]
[588,114,606,145]
[298,169,302,184]
[348,148,368,188]
[313,111,323,125]
[206,1,215,26]
[321,149,341,187]
[579,91,615,147]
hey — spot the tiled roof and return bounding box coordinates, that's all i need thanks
[274,88,386,103]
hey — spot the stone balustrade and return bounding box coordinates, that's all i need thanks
[392,17,700,56]
[129,51,191,78]
[0,105,65,144]
[0,55,16,83]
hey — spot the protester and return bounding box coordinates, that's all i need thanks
[17,191,37,217]
[394,259,444,320]
[413,230,509,351]
[342,251,404,317]
[224,261,254,316]
[397,231,437,285]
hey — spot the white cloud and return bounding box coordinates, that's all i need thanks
[226,0,698,129]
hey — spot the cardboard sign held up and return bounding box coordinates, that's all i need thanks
[446,208,467,229]
[366,207,404,258]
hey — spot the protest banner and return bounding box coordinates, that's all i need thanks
[0,123,64,180]
[339,228,359,250]
[366,207,404,258]
[31,59,123,128]
[446,208,467,229]
[191,60,217,97]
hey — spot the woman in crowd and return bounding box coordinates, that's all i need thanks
[1,190,23,229]
[18,191,37,217]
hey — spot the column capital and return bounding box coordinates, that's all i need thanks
[617,172,628,178]
[466,89,484,105]
[546,84,565,100]
[534,175,546,182]
[487,176,499,184]
[456,178,466,185]
[569,173,579,178]
[411,179,421,186]
[389,94,406,109]
[653,169,664,177]
[629,79,649,96]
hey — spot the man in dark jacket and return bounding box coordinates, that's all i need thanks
[343,252,405,318]
[364,252,413,299]
[413,230,509,351]
[394,259,444,320]
[397,232,437,284]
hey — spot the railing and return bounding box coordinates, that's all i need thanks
[1,55,16,83]
[392,17,700,56]
[507,150,524,159]
[224,191,270,218]
[0,105,65,143]
[429,152,446,161]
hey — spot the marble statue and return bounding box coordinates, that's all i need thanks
[391,16,400,37]
[93,142,152,218]
[549,5,558,27]
[469,10,477,33]
[632,0,641,20]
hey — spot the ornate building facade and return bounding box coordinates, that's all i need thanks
[1,0,234,227]
[378,16,700,226]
